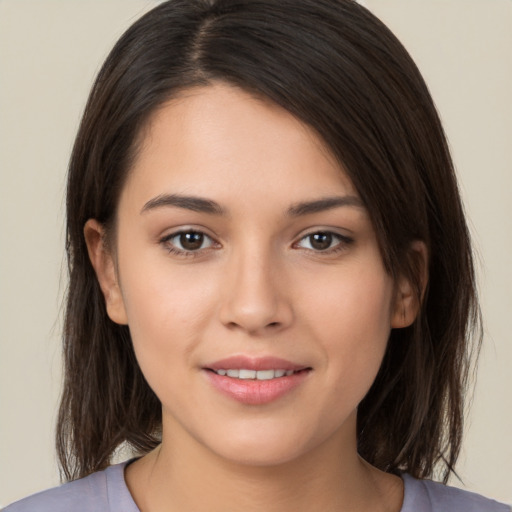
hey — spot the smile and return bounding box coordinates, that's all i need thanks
[212,369,296,380]
[204,357,312,405]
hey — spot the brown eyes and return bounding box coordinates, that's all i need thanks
[295,232,353,252]
[314,233,334,250]
[305,232,335,251]
[162,230,215,254]
[161,229,353,256]
[177,232,208,251]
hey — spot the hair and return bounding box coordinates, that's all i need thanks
[58,0,481,484]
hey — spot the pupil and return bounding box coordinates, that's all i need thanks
[311,233,332,250]
[180,232,203,250]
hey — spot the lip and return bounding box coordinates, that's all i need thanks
[205,355,307,372]
[203,355,311,405]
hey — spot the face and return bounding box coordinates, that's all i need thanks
[87,82,415,467]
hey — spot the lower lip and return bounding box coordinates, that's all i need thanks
[204,370,310,405]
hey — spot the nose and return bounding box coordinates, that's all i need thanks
[218,247,293,335]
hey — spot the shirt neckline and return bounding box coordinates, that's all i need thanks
[109,460,417,512]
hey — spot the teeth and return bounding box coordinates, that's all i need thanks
[214,369,297,380]
[255,370,274,380]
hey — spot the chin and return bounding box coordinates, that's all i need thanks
[212,440,309,467]
[197,419,335,468]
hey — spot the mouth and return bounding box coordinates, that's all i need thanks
[203,356,312,405]
[206,368,309,380]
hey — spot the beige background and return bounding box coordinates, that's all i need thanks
[1,0,511,506]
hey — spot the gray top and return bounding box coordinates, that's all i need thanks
[4,461,510,512]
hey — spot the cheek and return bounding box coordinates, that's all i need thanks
[301,264,394,394]
[116,251,219,385]
[119,239,215,323]
[302,261,394,337]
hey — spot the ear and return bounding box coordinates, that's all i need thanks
[84,219,128,325]
[391,240,428,329]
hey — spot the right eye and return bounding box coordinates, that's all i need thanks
[161,230,216,255]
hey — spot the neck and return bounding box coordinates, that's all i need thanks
[126,413,403,512]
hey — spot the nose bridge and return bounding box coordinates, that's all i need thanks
[219,239,291,334]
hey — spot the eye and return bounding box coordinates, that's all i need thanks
[296,231,352,252]
[161,230,215,254]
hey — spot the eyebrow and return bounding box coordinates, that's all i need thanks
[287,195,364,216]
[140,193,364,216]
[141,194,226,215]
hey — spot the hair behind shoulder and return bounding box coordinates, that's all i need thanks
[58,0,481,483]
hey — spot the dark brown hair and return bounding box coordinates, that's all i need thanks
[58,0,480,483]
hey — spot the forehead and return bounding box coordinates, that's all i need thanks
[122,82,358,211]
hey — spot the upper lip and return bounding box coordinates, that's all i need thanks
[205,355,309,372]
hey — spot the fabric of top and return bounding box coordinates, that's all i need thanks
[3,461,510,512]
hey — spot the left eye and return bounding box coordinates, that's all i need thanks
[165,231,214,252]
[296,232,348,251]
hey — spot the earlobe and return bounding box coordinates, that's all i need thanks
[84,219,128,325]
[391,241,428,329]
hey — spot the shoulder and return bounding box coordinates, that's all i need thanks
[2,470,109,512]
[3,462,139,512]
[402,474,511,512]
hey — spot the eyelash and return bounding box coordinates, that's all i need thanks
[293,231,354,254]
[160,230,217,258]
[159,229,354,258]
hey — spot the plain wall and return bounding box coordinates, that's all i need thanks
[1,0,511,506]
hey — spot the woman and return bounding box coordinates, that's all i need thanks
[5,0,509,510]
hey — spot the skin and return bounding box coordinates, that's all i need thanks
[86,82,423,512]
